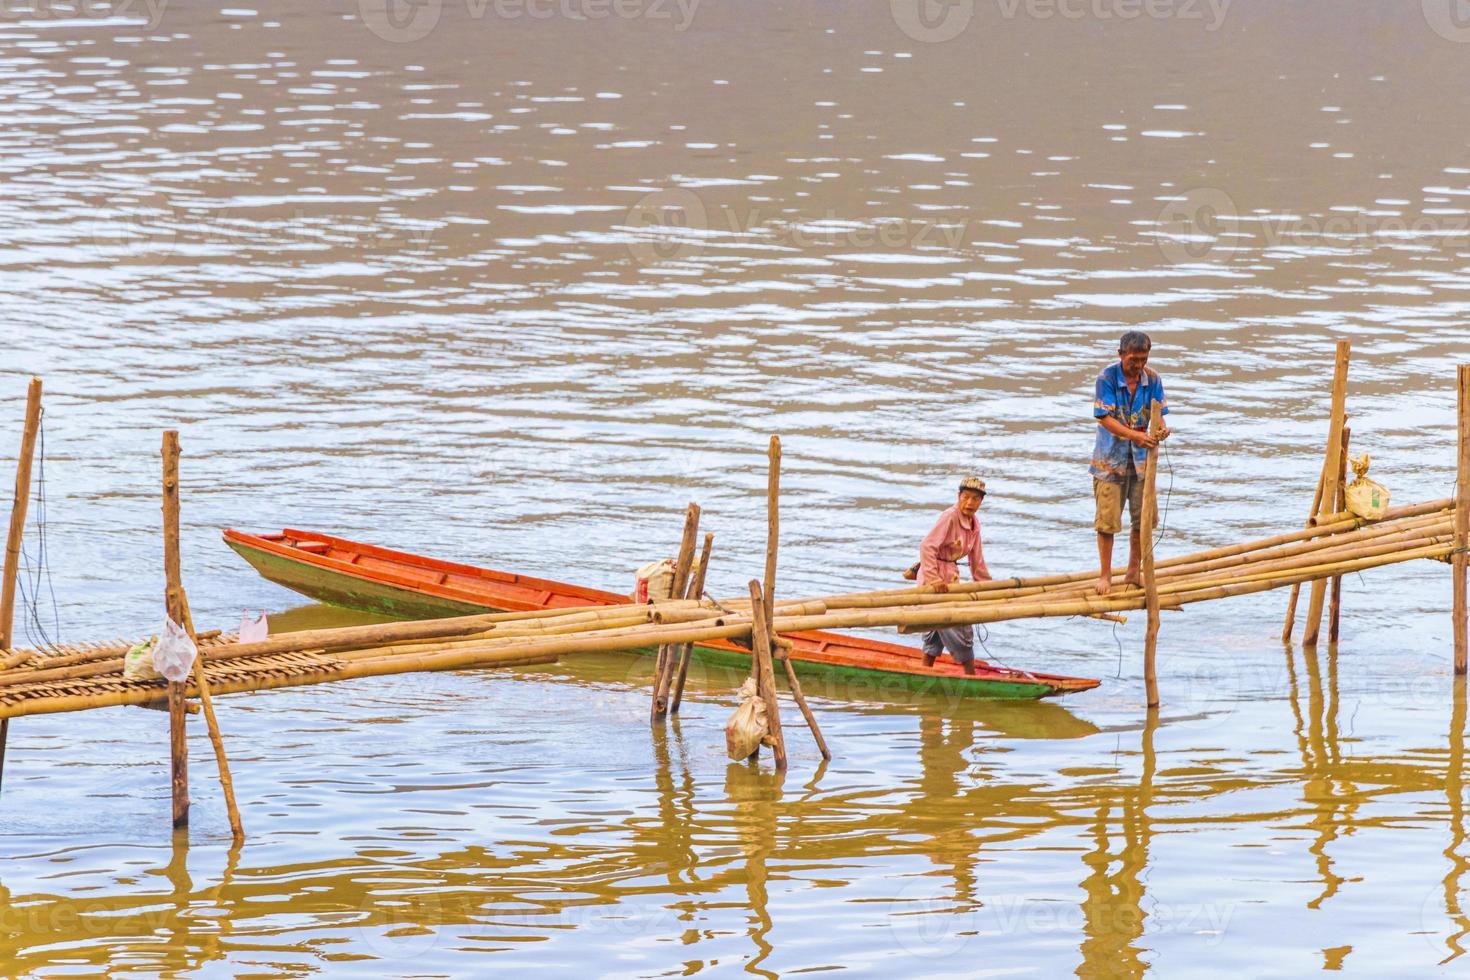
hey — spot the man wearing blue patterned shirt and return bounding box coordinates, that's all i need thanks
[1091,331,1171,595]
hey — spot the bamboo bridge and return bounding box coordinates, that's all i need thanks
[0,342,1466,840]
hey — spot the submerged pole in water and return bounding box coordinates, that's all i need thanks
[0,377,42,794]
[1141,398,1163,709]
[161,431,190,827]
[670,531,714,714]
[1303,340,1352,648]
[651,502,700,721]
[1454,366,1469,675]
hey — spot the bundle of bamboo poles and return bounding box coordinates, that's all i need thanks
[0,495,1455,722]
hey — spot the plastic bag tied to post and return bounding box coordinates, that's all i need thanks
[1345,453,1391,521]
[724,677,769,760]
[153,617,199,683]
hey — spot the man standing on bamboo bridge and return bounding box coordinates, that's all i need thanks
[918,476,992,675]
[1091,330,1171,596]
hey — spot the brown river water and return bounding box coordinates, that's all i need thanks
[3,0,1470,975]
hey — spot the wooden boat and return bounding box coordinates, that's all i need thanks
[222,528,1101,700]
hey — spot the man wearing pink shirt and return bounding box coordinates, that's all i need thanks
[917,476,993,675]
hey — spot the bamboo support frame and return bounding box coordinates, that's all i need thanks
[179,588,244,843]
[670,531,713,714]
[161,431,189,828]
[1142,399,1163,709]
[1303,340,1352,647]
[1328,427,1350,645]
[1283,436,1331,643]
[652,503,700,721]
[0,377,41,793]
[748,580,786,770]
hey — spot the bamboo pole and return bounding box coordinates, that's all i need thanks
[0,377,41,793]
[764,435,781,636]
[1303,340,1352,647]
[1328,427,1350,644]
[1282,443,1330,643]
[652,503,701,721]
[748,580,786,770]
[776,639,830,760]
[178,588,244,843]
[161,431,189,828]
[1455,365,1469,675]
[670,531,714,714]
[1141,399,1163,709]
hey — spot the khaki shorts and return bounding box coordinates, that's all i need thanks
[1093,473,1145,535]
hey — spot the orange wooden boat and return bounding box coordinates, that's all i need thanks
[223,528,1101,700]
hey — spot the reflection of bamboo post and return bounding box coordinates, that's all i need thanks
[161,431,190,827]
[178,588,245,843]
[1304,341,1352,648]
[1455,365,1469,675]
[1141,399,1163,709]
[0,377,42,793]
[1328,427,1350,644]
[748,580,786,770]
[670,532,713,714]
[652,503,700,721]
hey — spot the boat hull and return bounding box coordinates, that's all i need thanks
[223,529,1100,701]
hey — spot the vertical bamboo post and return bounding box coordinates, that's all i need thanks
[1140,399,1163,709]
[1281,464,1329,644]
[1327,427,1350,645]
[162,430,190,828]
[0,377,42,793]
[748,580,786,771]
[1301,341,1351,647]
[652,503,700,721]
[763,435,780,636]
[178,587,245,843]
[670,531,714,714]
[1454,365,1469,675]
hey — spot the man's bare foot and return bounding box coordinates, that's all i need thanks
[962,661,976,676]
[1123,572,1142,589]
[923,654,936,668]
[1095,575,1111,596]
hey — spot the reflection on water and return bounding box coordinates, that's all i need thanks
[2,0,1470,974]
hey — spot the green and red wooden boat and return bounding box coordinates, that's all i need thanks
[222,528,1101,700]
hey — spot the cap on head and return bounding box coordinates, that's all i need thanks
[959,476,987,496]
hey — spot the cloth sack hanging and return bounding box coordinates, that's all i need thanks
[631,558,677,604]
[1344,453,1391,520]
[724,677,769,760]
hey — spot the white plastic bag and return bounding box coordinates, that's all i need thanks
[724,677,769,760]
[153,617,198,683]
[240,609,268,644]
[123,636,161,681]
[631,558,677,604]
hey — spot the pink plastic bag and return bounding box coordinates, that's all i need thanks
[240,609,268,644]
